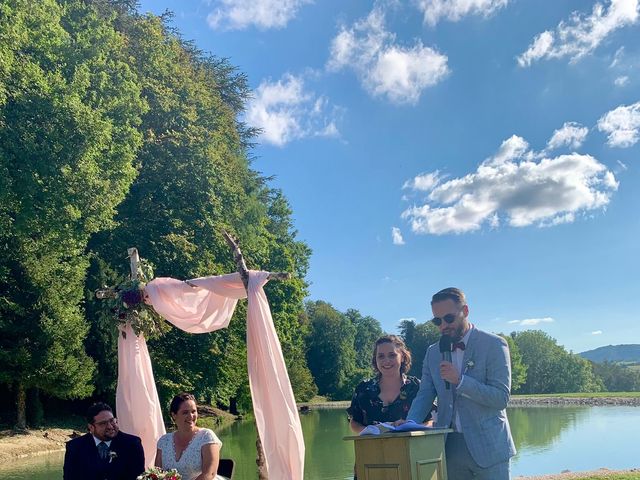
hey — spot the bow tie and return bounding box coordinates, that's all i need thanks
[452,342,466,351]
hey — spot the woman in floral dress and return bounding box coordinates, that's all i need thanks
[347,335,433,433]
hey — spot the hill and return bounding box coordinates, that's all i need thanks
[579,344,640,363]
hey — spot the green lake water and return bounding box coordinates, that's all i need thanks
[2,406,638,479]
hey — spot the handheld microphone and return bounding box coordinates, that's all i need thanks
[439,335,453,390]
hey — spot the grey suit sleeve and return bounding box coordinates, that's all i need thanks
[407,346,437,422]
[456,336,511,409]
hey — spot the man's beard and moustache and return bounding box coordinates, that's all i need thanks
[444,324,465,342]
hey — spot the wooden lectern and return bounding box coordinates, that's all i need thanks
[344,429,452,480]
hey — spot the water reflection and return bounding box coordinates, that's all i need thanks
[508,405,589,451]
[3,406,639,479]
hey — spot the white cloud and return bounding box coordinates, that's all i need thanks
[597,101,640,147]
[327,6,449,105]
[510,317,555,326]
[546,122,589,150]
[401,135,618,235]
[591,330,603,334]
[245,74,340,147]
[392,227,405,245]
[403,171,443,191]
[614,75,630,86]
[207,0,311,30]
[416,0,510,26]
[517,0,639,67]
[610,46,626,67]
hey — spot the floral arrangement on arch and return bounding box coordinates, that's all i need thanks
[136,466,182,480]
[103,258,168,339]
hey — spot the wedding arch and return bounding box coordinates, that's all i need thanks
[97,237,304,480]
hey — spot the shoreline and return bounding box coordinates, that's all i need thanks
[1,397,638,479]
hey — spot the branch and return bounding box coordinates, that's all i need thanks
[221,230,291,290]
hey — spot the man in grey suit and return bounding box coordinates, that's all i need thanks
[403,287,516,479]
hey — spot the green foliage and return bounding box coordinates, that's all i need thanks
[345,309,383,372]
[499,334,527,393]
[0,0,313,424]
[399,319,440,377]
[591,361,640,392]
[512,330,603,394]
[0,0,145,421]
[84,9,312,411]
[305,301,359,400]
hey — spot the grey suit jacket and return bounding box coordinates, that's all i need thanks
[407,327,516,468]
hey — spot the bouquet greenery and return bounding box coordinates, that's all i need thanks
[104,258,169,338]
[136,466,182,480]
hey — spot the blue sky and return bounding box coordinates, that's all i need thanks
[138,0,640,353]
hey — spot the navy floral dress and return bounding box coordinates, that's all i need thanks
[347,376,428,426]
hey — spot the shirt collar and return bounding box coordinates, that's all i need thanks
[460,323,474,346]
[92,435,112,447]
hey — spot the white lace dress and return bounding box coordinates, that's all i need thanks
[157,428,227,480]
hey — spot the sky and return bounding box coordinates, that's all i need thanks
[138,0,640,354]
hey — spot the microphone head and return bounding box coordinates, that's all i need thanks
[439,335,453,353]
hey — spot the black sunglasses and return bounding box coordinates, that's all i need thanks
[431,312,459,326]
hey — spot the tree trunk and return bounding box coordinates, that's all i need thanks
[256,433,268,480]
[15,382,27,430]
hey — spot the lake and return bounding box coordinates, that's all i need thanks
[2,406,638,479]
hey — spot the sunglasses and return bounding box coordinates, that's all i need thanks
[431,311,460,326]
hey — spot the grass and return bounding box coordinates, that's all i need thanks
[512,392,640,398]
[567,475,640,479]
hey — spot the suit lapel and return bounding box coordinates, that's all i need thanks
[462,328,477,374]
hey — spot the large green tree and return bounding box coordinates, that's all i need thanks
[0,0,144,427]
[399,319,440,377]
[345,308,383,373]
[85,11,313,410]
[512,330,603,394]
[305,301,358,400]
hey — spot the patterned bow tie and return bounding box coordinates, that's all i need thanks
[452,342,466,351]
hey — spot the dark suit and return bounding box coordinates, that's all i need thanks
[63,431,145,480]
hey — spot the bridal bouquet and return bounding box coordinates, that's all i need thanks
[136,466,182,480]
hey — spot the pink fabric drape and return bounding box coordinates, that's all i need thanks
[116,271,305,479]
[116,324,165,467]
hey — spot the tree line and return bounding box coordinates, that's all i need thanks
[0,0,313,428]
[304,305,640,400]
[1,0,638,430]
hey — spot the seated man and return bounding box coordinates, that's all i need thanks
[63,402,145,480]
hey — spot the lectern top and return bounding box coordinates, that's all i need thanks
[343,428,452,441]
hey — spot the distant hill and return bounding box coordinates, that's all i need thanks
[579,344,640,363]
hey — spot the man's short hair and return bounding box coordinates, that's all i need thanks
[87,402,113,424]
[431,287,467,306]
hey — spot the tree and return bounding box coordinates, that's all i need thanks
[399,319,440,377]
[499,334,527,393]
[305,301,358,400]
[0,0,144,427]
[85,11,313,412]
[345,309,383,372]
[512,330,603,394]
[591,361,640,392]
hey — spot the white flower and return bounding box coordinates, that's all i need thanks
[108,451,118,463]
[464,360,475,374]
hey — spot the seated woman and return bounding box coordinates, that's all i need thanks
[347,335,433,433]
[155,393,229,480]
